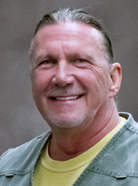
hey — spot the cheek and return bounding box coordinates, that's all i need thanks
[79,67,110,95]
[31,71,50,93]
[91,66,110,87]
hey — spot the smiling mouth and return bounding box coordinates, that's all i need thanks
[50,95,83,101]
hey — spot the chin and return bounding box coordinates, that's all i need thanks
[45,114,87,129]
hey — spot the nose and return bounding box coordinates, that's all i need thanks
[52,60,74,87]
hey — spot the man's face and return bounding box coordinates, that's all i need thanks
[31,22,113,129]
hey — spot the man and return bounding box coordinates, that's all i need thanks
[0,8,138,186]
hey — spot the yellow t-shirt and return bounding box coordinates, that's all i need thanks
[33,118,126,186]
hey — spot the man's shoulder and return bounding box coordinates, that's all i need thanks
[0,131,50,174]
[119,112,138,132]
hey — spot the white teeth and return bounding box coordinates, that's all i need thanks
[56,96,78,101]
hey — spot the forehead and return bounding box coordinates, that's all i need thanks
[31,22,107,61]
[35,22,104,45]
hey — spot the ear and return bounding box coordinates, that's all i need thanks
[109,63,122,98]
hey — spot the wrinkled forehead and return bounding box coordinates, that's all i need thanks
[29,22,107,62]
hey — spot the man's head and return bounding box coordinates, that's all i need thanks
[30,8,122,130]
[30,8,113,65]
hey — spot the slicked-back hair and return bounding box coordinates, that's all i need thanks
[31,8,114,64]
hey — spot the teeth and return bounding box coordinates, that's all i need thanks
[56,96,78,101]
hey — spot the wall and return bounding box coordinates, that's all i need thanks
[0,0,138,154]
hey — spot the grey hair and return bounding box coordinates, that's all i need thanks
[29,8,114,64]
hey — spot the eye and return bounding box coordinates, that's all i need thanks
[76,58,89,63]
[39,59,57,66]
[72,58,92,68]
[75,58,90,65]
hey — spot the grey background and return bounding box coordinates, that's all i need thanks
[0,0,138,155]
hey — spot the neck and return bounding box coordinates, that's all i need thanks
[47,101,120,161]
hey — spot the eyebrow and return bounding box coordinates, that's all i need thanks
[35,53,58,64]
[34,51,95,65]
[66,53,95,62]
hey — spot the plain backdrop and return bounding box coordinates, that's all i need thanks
[0,0,138,155]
